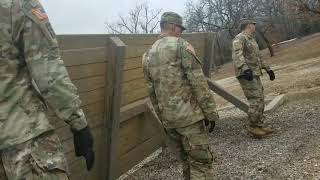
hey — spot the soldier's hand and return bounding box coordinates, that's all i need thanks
[267,70,275,81]
[72,126,95,171]
[204,119,215,133]
[241,69,254,81]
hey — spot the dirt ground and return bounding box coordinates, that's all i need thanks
[121,33,320,180]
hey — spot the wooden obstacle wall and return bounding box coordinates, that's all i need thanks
[115,33,210,177]
[0,33,213,180]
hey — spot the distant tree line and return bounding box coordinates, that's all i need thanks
[106,0,320,41]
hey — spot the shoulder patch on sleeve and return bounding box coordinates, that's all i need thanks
[233,38,243,50]
[31,7,48,21]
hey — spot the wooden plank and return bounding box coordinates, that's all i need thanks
[125,44,151,59]
[124,57,143,70]
[80,88,105,106]
[69,159,87,180]
[122,78,146,93]
[81,100,105,117]
[264,94,286,113]
[117,34,158,45]
[62,47,107,67]
[121,87,148,106]
[57,35,107,50]
[118,133,163,176]
[123,68,144,82]
[73,76,106,93]
[207,79,249,112]
[104,37,126,180]
[120,99,147,123]
[67,62,106,80]
[203,33,216,77]
[118,113,161,157]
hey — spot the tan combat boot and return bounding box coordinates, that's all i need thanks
[248,127,267,139]
[260,127,274,135]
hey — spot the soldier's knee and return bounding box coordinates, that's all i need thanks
[188,146,213,165]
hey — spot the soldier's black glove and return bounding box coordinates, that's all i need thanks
[204,119,215,133]
[267,70,275,81]
[72,126,95,171]
[241,69,254,81]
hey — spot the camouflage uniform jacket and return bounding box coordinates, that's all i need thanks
[142,35,218,128]
[0,0,87,150]
[232,32,271,77]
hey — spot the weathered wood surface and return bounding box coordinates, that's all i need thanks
[105,37,127,180]
[207,79,249,112]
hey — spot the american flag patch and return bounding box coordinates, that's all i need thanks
[32,8,48,21]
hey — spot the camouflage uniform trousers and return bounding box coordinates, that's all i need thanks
[1,131,69,180]
[238,76,265,127]
[165,121,214,180]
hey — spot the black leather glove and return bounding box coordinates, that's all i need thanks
[267,70,275,81]
[72,126,95,171]
[241,69,254,81]
[204,119,215,133]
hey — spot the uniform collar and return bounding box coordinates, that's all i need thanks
[242,31,254,39]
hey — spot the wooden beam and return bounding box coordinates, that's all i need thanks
[207,79,249,113]
[118,133,163,177]
[203,34,213,77]
[104,37,127,180]
[120,99,147,123]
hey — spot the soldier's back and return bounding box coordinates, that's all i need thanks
[143,36,205,128]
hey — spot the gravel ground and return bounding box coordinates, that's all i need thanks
[125,89,320,180]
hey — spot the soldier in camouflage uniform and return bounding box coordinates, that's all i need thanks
[143,12,219,180]
[232,19,276,138]
[0,0,94,179]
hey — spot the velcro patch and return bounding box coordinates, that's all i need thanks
[32,8,48,21]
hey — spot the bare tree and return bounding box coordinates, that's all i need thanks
[295,0,320,14]
[106,2,162,34]
[185,0,261,35]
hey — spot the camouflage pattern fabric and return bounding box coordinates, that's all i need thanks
[232,31,271,77]
[142,35,218,128]
[0,0,87,150]
[165,121,214,180]
[238,76,265,127]
[1,131,69,180]
[143,34,218,179]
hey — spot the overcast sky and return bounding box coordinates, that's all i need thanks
[41,0,189,34]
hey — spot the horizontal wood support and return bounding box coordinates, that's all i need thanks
[120,99,147,123]
[67,62,106,80]
[118,133,163,177]
[122,78,146,93]
[124,57,143,70]
[80,88,105,106]
[57,35,107,50]
[73,75,106,93]
[121,87,148,106]
[62,47,107,67]
[123,67,144,82]
[207,79,249,112]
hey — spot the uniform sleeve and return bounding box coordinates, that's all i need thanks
[142,52,160,116]
[179,40,219,122]
[22,0,87,130]
[259,55,271,71]
[232,37,250,73]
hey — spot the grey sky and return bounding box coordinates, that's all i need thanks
[41,0,189,34]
